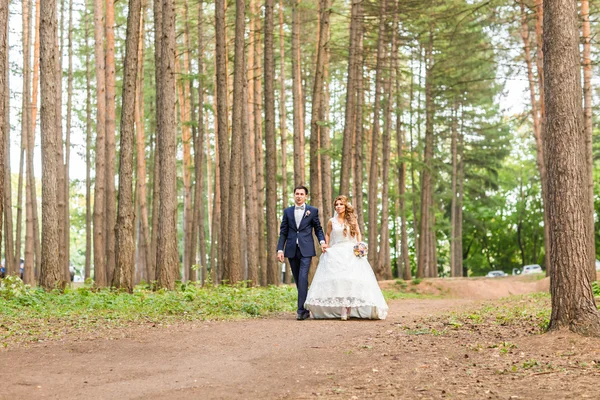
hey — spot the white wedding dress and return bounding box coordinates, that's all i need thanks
[305,218,389,320]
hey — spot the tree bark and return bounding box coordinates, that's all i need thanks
[377,5,396,280]
[112,0,141,291]
[544,0,600,336]
[104,0,117,285]
[64,0,74,281]
[264,0,279,285]
[156,0,179,290]
[215,0,230,282]
[417,34,434,279]
[84,0,92,281]
[581,0,595,283]
[226,0,246,284]
[367,0,387,269]
[291,0,305,186]
[93,0,107,286]
[353,11,365,235]
[134,6,151,282]
[30,0,41,278]
[450,99,461,277]
[39,0,62,288]
[192,0,207,283]
[0,0,7,273]
[339,0,360,197]
[278,0,291,284]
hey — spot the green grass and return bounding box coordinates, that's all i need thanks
[0,277,297,345]
[0,275,432,346]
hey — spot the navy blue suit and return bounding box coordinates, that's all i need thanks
[277,204,326,316]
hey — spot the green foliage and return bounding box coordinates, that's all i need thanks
[0,282,297,346]
[592,281,600,297]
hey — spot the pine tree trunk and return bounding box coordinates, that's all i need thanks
[367,0,387,269]
[581,0,595,283]
[14,0,32,277]
[149,0,162,283]
[291,0,305,186]
[450,99,460,277]
[544,0,600,335]
[84,0,92,280]
[227,0,246,284]
[104,0,117,284]
[377,10,396,280]
[192,0,207,283]
[353,11,365,235]
[134,7,151,282]
[215,0,230,282]
[320,22,332,221]
[340,0,360,197]
[93,0,107,286]
[112,0,141,291]
[39,0,62,288]
[417,35,434,279]
[3,54,14,279]
[252,2,266,286]
[456,112,464,276]
[264,0,279,285]
[278,0,291,284]
[278,0,288,212]
[64,0,73,282]
[156,0,179,290]
[0,0,7,274]
[56,0,68,283]
[30,0,41,278]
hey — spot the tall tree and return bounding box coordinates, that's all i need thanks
[104,0,117,284]
[112,0,142,291]
[0,0,7,265]
[291,0,305,186]
[134,6,151,281]
[367,0,387,269]
[30,0,41,278]
[93,0,107,286]
[227,0,246,284]
[339,0,360,197]
[39,0,62,288]
[215,0,230,281]
[544,0,600,336]
[64,0,74,281]
[156,0,179,289]
[84,0,92,281]
[192,0,207,283]
[22,0,34,283]
[264,0,279,285]
[581,0,595,282]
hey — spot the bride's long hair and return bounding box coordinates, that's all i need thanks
[334,195,359,238]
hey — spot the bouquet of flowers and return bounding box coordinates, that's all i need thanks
[353,242,368,258]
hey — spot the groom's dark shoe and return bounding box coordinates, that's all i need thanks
[296,312,310,320]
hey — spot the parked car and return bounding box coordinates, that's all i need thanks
[522,264,543,275]
[486,270,507,278]
[0,259,24,279]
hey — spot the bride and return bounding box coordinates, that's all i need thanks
[305,195,388,320]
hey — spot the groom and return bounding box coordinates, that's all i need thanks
[277,185,327,320]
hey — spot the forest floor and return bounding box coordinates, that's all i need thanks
[2,275,600,400]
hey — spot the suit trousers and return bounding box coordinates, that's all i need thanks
[288,245,311,315]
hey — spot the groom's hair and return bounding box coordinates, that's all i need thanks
[294,185,309,195]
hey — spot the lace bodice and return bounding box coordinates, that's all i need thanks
[329,217,358,247]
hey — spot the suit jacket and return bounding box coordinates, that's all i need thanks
[277,204,326,258]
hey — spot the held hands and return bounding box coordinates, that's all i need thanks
[277,252,284,263]
[321,243,328,253]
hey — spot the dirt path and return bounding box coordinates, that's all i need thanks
[2,277,599,399]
